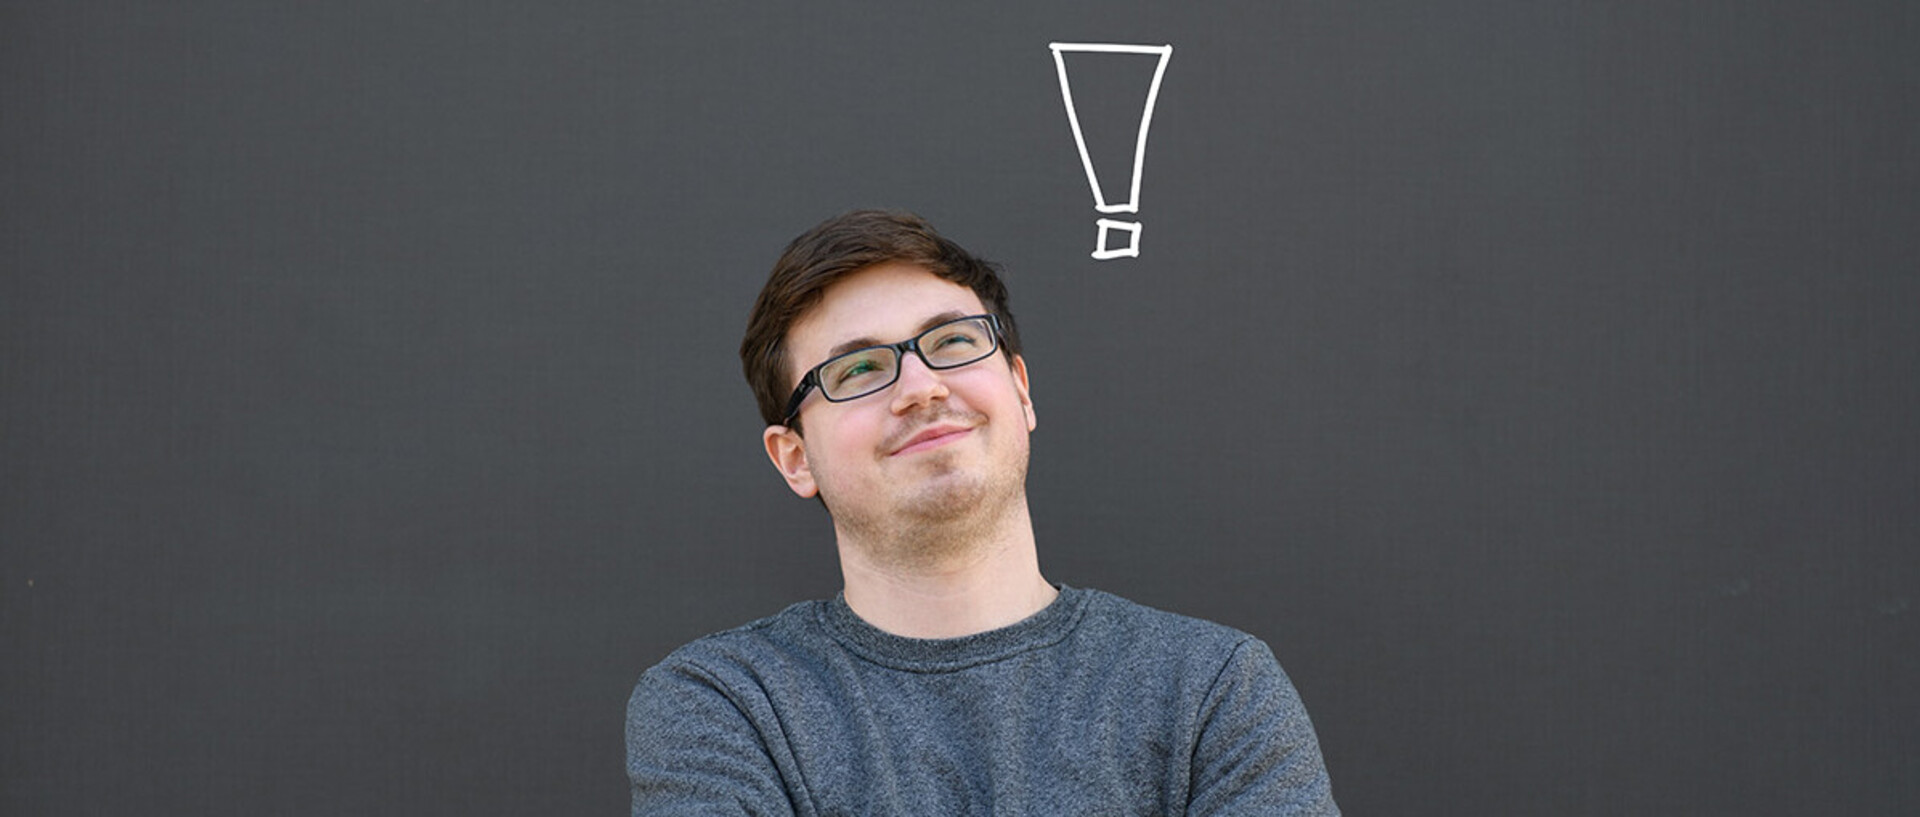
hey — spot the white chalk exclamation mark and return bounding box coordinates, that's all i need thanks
[1049,42,1173,260]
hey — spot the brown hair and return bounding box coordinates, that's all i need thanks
[740,210,1022,432]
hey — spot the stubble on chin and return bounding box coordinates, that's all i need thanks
[834,430,1029,572]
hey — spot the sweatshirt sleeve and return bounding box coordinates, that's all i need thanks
[626,657,798,817]
[1186,638,1340,816]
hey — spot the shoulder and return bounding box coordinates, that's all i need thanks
[1070,594,1337,813]
[640,598,829,684]
[627,604,830,811]
[1074,587,1263,657]
[1059,587,1289,702]
[627,599,839,751]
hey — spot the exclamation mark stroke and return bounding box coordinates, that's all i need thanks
[1049,42,1173,260]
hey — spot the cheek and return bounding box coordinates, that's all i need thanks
[974,374,1030,417]
[810,407,890,460]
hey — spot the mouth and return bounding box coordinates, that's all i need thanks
[890,424,973,456]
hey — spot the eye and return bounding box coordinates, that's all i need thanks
[832,358,880,385]
[931,326,983,348]
[821,350,887,393]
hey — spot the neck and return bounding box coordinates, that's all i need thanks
[834,498,1056,639]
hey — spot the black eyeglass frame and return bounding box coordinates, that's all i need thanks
[780,313,1005,425]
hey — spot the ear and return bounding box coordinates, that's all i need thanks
[1009,354,1036,431]
[762,424,818,498]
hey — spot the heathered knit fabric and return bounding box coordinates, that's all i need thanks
[627,585,1338,816]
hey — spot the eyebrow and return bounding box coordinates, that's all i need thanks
[824,310,974,359]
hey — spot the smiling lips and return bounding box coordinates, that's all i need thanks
[890,424,973,456]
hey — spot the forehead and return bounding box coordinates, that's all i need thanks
[787,261,986,364]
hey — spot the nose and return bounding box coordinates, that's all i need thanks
[888,350,950,414]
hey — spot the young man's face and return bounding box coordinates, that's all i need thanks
[761,261,1036,534]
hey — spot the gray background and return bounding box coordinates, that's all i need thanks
[4,1,1915,814]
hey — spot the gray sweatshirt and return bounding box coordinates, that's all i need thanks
[627,585,1338,815]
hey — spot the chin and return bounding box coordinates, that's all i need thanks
[900,474,992,522]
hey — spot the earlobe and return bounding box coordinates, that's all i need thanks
[762,425,818,498]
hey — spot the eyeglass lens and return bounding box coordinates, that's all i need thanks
[817,317,997,401]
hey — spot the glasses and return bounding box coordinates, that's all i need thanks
[782,314,1004,424]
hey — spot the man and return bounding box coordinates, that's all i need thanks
[627,210,1338,815]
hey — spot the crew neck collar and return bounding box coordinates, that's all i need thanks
[819,584,1090,673]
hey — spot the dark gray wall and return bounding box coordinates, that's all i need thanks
[5,2,1914,814]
